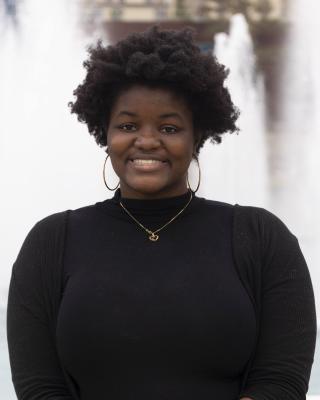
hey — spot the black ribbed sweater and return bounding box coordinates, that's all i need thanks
[7,189,317,400]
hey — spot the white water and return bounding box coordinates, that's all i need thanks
[270,0,320,393]
[0,1,107,398]
[276,0,320,320]
[197,14,269,209]
[0,0,107,307]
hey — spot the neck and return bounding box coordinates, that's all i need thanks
[110,187,196,216]
[118,183,190,200]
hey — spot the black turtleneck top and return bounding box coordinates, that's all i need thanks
[7,187,317,400]
[54,188,256,400]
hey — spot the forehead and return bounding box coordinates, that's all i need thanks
[110,84,192,116]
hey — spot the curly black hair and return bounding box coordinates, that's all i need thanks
[69,25,240,156]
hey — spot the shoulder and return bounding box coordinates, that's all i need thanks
[234,203,297,240]
[198,196,280,221]
[16,210,70,262]
[233,204,301,269]
[199,195,234,208]
[13,203,107,282]
[24,202,112,251]
[198,196,292,235]
[196,196,234,214]
[234,203,281,221]
[21,203,96,249]
[33,209,70,231]
[32,202,102,233]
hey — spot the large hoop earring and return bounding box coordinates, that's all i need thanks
[103,153,120,191]
[187,155,201,193]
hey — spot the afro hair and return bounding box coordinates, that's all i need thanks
[69,25,240,156]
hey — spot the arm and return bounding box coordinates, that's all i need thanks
[7,216,75,399]
[239,209,317,400]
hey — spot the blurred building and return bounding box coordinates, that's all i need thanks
[80,0,169,22]
[79,0,289,132]
[196,0,288,21]
[79,0,288,23]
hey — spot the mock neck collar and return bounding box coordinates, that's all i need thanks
[110,188,195,213]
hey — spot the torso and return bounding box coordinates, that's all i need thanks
[55,189,257,400]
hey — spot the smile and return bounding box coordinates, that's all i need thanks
[129,159,168,171]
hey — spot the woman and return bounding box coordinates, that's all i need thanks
[7,26,317,400]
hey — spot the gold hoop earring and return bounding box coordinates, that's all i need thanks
[103,153,120,191]
[187,155,201,193]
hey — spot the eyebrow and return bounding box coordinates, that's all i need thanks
[116,110,183,121]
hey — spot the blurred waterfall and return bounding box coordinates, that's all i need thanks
[0,0,104,307]
[267,0,320,393]
[198,14,269,208]
[277,0,320,321]
[0,3,108,398]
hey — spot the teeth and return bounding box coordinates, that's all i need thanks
[132,159,163,164]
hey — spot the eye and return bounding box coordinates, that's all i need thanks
[118,123,137,132]
[161,125,179,134]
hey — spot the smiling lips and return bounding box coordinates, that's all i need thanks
[129,158,168,171]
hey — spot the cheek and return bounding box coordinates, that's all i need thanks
[107,132,131,155]
[167,137,194,163]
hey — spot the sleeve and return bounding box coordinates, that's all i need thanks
[6,214,75,399]
[239,208,317,400]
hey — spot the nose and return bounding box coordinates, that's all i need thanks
[134,125,161,150]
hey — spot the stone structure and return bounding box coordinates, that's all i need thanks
[79,0,290,132]
[80,0,288,23]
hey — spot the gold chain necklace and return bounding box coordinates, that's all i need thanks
[119,190,193,242]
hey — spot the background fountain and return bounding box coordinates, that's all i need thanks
[0,0,106,306]
[195,10,320,396]
[276,0,320,309]
[198,14,269,209]
[0,0,105,398]
[275,0,320,394]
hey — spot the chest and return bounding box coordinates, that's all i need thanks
[56,211,256,380]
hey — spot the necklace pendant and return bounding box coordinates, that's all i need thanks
[149,233,159,241]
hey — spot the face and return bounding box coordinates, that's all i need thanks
[106,85,197,199]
